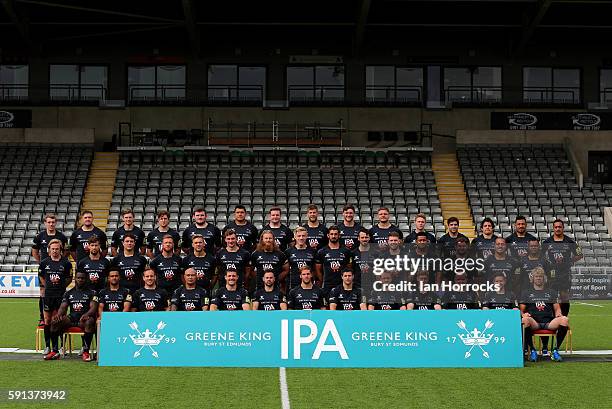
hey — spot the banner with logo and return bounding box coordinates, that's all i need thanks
[99,310,523,368]
[0,272,40,297]
[571,273,612,300]
[0,109,32,128]
[491,112,612,130]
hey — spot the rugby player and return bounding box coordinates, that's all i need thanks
[252,270,287,310]
[76,235,110,294]
[222,205,259,251]
[97,269,132,317]
[404,213,437,245]
[251,230,289,291]
[369,207,403,250]
[406,270,442,310]
[482,237,520,293]
[110,233,148,294]
[438,217,468,259]
[481,272,518,310]
[441,273,480,310]
[315,225,353,296]
[210,270,251,311]
[181,207,221,255]
[287,266,326,310]
[146,210,180,258]
[110,208,146,256]
[328,269,366,310]
[170,268,209,311]
[302,204,328,250]
[70,210,108,262]
[216,229,252,289]
[285,226,316,293]
[367,271,406,310]
[149,234,183,294]
[129,269,170,312]
[505,215,538,260]
[181,234,216,291]
[470,217,498,260]
[338,204,362,251]
[262,206,294,251]
[352,227,379,289]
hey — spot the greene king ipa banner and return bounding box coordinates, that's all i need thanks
[99,310,523,368]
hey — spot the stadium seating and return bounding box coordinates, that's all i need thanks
[0,144,93,270]
[458,144,612,270]
[106,149,444,238]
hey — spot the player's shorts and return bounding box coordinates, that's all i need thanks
[537,319,553,330]
[43,296,63,312]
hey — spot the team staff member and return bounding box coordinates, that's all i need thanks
[50,272,98,362]
[70,210,108,262]
[287,266,326,310]
[98,270,132,317]
[170,268,209,311]
[328,269,366,310]
[129,269,170,312]
[39,239,72,358]
[252,271,287,310]
[210,270,251,311]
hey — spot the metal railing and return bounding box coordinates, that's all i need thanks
[523,86,581,104]
[207,85,264,104]
[444,86,502,104]
[128,84,186,102]
[49,84,106,101]
[365,85,422,104]
[600,87,612,105]
[0,84,29,101]
[287,85,345,104]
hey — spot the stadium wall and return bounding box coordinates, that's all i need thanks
[0,127,94,144]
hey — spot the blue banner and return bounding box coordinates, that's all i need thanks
[99,310,523,368]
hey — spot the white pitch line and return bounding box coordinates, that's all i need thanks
[576,302,604,308]
[279,367,291,409]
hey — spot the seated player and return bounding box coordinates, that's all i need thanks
[210,269,251,311]
[39,239,73,359]
[252,270,287,310]
[406,270,442,310]
[368,271,406,310]
[287,266,326,310]
[50,272,98,362]
[481,272,518,310]
[170,268,209,311]
[328,268,366,310]
[98,270,132,320]
[441,273,480,310]
[520,267,569,362]
[128,269,170,312]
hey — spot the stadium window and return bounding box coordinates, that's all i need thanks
[127,65,185,102]
[287,65,344,103]
[0,64,28,100]
[365,66,423,104]
[50,64,107,102]
[443,66,501,104]
[523,67,580,104]
[600,69,612,105]
[207,65,265,103]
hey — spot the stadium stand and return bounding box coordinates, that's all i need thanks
[458,143,612,269]
[0,144,93,270]
[106,149,444,238]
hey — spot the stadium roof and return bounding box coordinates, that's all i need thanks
[2,0,612,56]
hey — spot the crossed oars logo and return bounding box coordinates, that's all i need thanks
[456,320,494,359]
[128,321,167,358]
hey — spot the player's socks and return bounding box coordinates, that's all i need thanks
[561,303,570,316]
[44,325,51,349]
[556,325,568,349]
[38,298,44,320]
[523,327,534,351]
[541,337,549,353]
[83,333,94,352]
[50,332,59,352]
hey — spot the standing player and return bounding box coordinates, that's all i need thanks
[149,234,183,294]
[252,271,287,310]
[303,204,328,251]
[542,219,583,317]
[251,230,289,291]
[39,239,72,358]
[369,207,403,250]
[404,213,437,245]
[181,207,221,255]
[471,217,498,261]
[338,204,362,251]
[110,233,148,294]
[481,272,518,310]
[482,237,520,292]
[352,228,378,290]
[315,226,353,296]
[32,214,68,324]
[50,271,98,362]
[98,270,132,318]
[328,269,366,310]
[438,217,468,259]
[285,227,316,293]
[170,268,209,311]
[76,236,110,294]
[146,210,180,258]
[222,205,259,251]
[405,232,439,284]
[379,231,406,258]
[263,206,294,251]
[110,208,146,256]
[210,270,251,311]
[287,266,326,310]
[517,240,551,295]
[181,234,216,292]
[129,269,170,312]
[505,215,538,260]
[406,270,442,310]
[216,229,252,289]
[520,267,569,362]
[70,210,108,262]
[367,271,406,310]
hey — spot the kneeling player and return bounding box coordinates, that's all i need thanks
[407,270,442,310]
[329,269,366,310]
[368,271,406,310]
[520,267,569,362]
[170,268,209,311]
[210,269,251,311]
[287,266,326,310]
[51,272,98,362]
[253,270,287,310]
[482,272,518,310]
[98,270,132,320]
[129,269,170,312]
